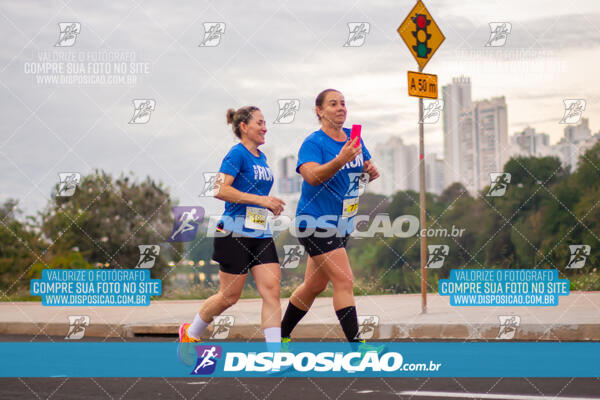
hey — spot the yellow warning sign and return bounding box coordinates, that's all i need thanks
[407,71,438,99]
[397,0,445,70]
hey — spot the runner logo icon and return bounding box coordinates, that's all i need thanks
[191,345,222,375]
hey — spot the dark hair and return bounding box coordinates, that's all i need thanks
[315,88,341,121]
[226,106,260,138]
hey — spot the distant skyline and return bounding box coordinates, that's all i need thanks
[1,0,599,217]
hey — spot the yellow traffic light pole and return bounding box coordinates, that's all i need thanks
[398,0,445,314]
[418,64,427,314]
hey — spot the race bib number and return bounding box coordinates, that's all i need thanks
[244,207,268,230]
[342,197,359,218]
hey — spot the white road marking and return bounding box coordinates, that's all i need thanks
[398,391,600,400]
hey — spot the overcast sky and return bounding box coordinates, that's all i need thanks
[1,0,599,217]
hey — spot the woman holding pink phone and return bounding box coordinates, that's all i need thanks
[281,88,380,346]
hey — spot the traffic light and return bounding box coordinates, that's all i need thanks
[412,14,431,58]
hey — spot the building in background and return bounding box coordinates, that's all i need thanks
[278,155,301,194]
[554,118,598,171]
[471,96,509,192]
[442,76,472,188]
[442,78,509,194]
[425,153,445,195]
[510,126,552,157]
[457,109,476,193]
[276,154,301,216]
[507,119,600,172]
[442,78,600,191]
[564,117,592,143]
[368,136,418,196]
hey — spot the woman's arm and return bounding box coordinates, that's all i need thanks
[214,173,285,215]
[299,137,362,186]
[362,160,380,182]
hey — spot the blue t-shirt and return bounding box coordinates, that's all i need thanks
[295,127,372,234]
[218,143,274,238]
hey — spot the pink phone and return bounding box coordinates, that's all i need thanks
[350,124,361,148]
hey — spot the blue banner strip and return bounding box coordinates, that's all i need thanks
[0,342,598,377]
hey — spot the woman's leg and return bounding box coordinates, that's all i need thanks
[281,255,330,338]
[187,270,246,339]
[314,248,359,342]
[314,248,354,310]
[200,270,246,320]
[290,255,330,310]
[250,262,282,329]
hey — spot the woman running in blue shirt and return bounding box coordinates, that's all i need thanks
[281,89,380,343]
[179,106,285,349]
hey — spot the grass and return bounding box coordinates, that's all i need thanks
[569,269,600,291]
[143,277,394,300]
[4,270,599,302]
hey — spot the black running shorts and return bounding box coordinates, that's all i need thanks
[212,235,279,275]
[297,227,350,257]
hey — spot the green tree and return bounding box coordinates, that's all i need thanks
[0,199,46,293]
[38,169,182,278]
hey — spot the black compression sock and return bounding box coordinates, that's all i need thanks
[281,301,308,338]
[335,305,360,342]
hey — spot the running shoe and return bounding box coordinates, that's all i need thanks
[266,337,293,375]
[177,323,201,366]
[349,340,387,369]
[281,337,292,353]
[357,339,387,356]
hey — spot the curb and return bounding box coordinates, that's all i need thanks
[4,322,596,340]
[124,322,600,341]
